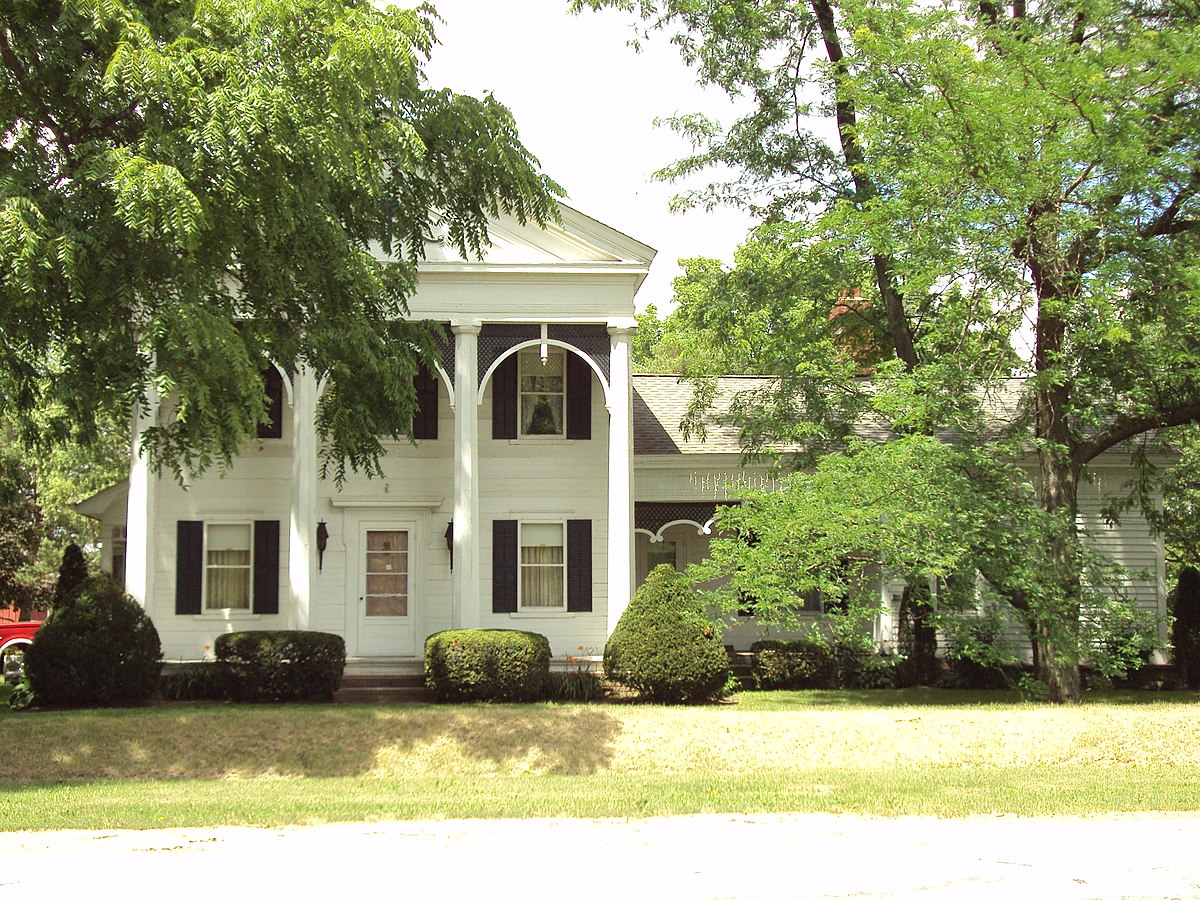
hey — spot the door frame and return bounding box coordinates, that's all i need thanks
[343,511,423,657]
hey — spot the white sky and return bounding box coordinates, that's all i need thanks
[419,0,756,312]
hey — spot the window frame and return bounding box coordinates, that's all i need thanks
[517,348,567,439]
[517,519,568,611]
[203,521,255,613]
[645,539,680,575]
[110,525,127,585]
[362,526,411,619]
[256,365,285,440]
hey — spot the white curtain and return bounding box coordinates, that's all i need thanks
[521,523,564,607]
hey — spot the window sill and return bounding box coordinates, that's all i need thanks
[508,437,575,444]
[509,611,577,619]
[192,611,263,621]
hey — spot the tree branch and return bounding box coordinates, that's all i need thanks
[1074,401,1200,465]
[808,0,919,371]
[1140,170,1200,239]
[0,27,71,160]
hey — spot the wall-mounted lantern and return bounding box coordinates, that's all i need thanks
[316,520,329,571]
[444,521,454,570]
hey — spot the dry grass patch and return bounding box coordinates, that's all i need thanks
[4,691,1200,828]
[5,691,1200,783]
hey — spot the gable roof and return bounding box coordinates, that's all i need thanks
[633,374,769,455]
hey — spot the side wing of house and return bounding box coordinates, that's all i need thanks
[630,376,1173,658]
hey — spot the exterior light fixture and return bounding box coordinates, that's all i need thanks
[316,520,329,571]
[444,521,454,570]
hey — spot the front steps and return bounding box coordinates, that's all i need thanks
[333,657,432,704]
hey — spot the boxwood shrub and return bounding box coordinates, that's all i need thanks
[215,630,345,702]
[425,629,551,702]
[24,576,162,707]
[604,566,732,704]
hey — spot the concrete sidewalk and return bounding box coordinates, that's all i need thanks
[2,812,1199,898]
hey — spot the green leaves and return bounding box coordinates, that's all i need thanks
[0,0,562,478]
[591,0,1197,700]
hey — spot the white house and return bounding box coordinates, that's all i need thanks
[76,204,1171,665]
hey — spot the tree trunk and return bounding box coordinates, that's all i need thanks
[1035,397,1084,704]
[1037,615,1081,702]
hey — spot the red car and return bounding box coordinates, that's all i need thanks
[1,620,41,684]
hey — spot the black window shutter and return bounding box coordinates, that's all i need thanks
[412,362,439,440]
[567,519,593,612]
[257,366,284,439]
[566,354,592,440]
[493,519,518,613]
[175,520,203,615]
[252,520,280,615]
[492,355,517,440]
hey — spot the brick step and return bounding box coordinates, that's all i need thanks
[332,684,435,704]
[339,674,428,689]
[332,671,433,703]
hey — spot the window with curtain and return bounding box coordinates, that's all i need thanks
[206,523,251,610]
[520,522,565,608]
[519,349,564,436]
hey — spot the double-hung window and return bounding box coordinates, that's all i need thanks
[492,519,591,614]
[205,523,252,611]
[520,522,566,609]
[176,519,280,616]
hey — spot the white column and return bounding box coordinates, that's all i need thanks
[290,366,319,630]
[607,322,636,634]
[452,322,481,629]
[125,382,159,611]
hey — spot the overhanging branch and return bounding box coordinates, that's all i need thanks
[1074,401,1200,465]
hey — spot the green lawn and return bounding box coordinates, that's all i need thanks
[4,689,1200,830]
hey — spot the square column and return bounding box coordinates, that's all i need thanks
[607,323,636,633]
[452,322,481,629]
[289,366,319,630]
[125,383,159,611]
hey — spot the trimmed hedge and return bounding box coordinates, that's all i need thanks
[215,631,345,702]
[425,629,551,702]
[24,576,162,707]
[604,566,732,704]
[751,639,836,690]
[750,639,899,690]
[159,662,231,701]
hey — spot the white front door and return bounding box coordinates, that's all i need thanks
[356,524,417,656]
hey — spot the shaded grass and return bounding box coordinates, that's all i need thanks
[4,689,1200,829]
[4,767,1199,831]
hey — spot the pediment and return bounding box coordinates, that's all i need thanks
[420,202,655,268]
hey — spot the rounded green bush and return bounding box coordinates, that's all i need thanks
[425,629,551,702]
[604,566,732,703]
[215,631,345,702]
[24,576,162,707]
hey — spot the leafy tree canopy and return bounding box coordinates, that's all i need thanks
[0,410,127,618]
[1,0,561,481]
[578,0,1200,700]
